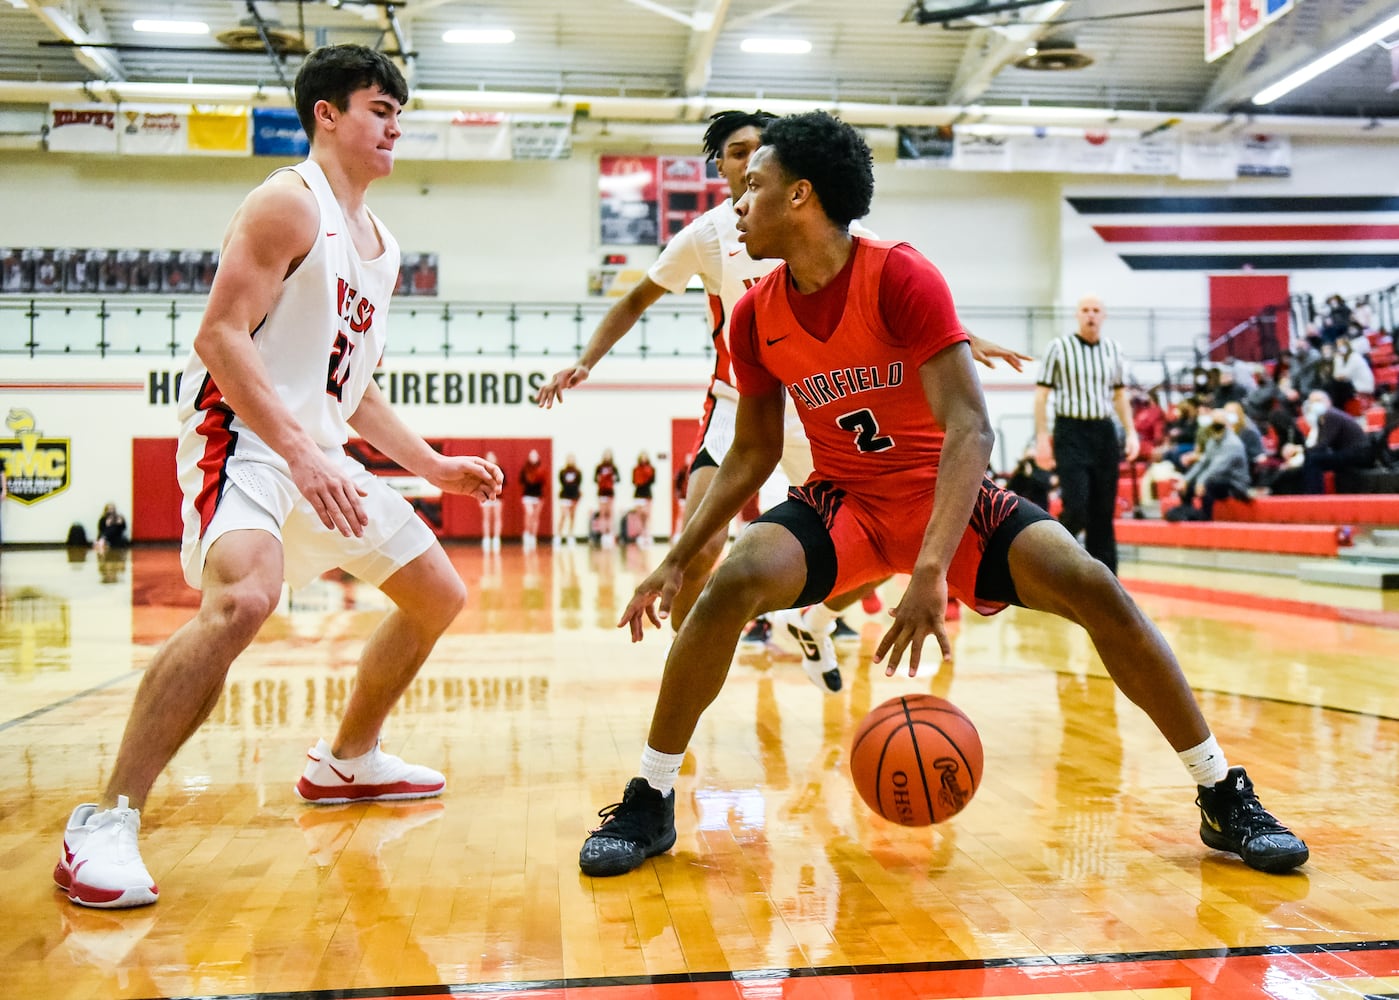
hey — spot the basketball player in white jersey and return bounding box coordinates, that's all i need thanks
[54,45,502,910]
[536,111,1027,692]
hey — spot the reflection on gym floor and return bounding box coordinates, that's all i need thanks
[2,541,1397,1000]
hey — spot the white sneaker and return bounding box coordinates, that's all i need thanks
[294,738,445,804]
[769,608,842,694]
[54,796,159,909]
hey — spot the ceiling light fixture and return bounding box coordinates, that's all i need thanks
[740,37,812,54]
[1253,12,1399,105]
[132,18,209,34]
[441,28,515,44]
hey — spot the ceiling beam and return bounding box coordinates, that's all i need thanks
[22,0,125,80]
[1203,0,1399,111]
[683,0,732,97]
[942,1,1066,107]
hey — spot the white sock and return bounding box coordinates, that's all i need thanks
[805,603,836,636]
[639,746,685,796]
[1179,734,1228,787]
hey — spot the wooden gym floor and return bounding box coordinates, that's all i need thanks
[2,540,1398,1000]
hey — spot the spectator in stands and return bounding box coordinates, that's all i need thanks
[1179,403,1217,471]
[1347,320,1372,359]
[1269,390,1374,495]
[1171,413,1251,521]
[1327,335,1375,413]
[1243,368,1286,428]
[1352,295,1376,333]
[1213,365,1250,408]
[1132,390,1167,456]
[1319,294,1352,346]
[1160,397,1201,470]
[1291,338,1328,398]
[1007,447,1054,511]
[1221,402,1265,478]
[1189,366,1218,407]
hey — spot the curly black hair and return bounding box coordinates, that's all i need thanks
[758,112,873,227]
[701,110,778,160]
[294,45,409,140]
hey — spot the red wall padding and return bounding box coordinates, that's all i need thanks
[132,438,183,542]
[131,437,554,542]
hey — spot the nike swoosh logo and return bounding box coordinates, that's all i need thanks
[728,249,743,257]
[765,336,788,346]
[328,763,355,783]
[1202,811,1223,833]
[326,232,337,237]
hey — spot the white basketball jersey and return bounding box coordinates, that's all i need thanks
[649,199,777,402]
[649,200,874,402]
[177,159,400,467]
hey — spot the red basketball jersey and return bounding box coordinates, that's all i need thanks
[732,239,968,487]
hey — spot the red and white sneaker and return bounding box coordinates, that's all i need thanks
[55,796,159,909]
[294,738,445,804]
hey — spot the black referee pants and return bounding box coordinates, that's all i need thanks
[1052,416,1122,574]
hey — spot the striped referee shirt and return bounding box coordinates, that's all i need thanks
[1036,333,1126,421]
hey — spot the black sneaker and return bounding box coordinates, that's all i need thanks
[579,777,677,877]
[740,617,772,644]
[831,617,859,642]
[1196,766,1309,873]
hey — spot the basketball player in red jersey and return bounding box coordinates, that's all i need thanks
[537,110,1027,692]
[54,46,502,910]
[579,111,1307,880]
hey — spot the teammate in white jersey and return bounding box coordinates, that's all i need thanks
[54,45,502,910]
[536,111,1027,691]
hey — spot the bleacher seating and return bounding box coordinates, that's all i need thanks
[1369,331,1397,392]
[1115,519,1344,557]
[1210,495,1399,526]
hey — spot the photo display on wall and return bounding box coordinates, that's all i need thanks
[1,246,437,295]
[598,155,729,247]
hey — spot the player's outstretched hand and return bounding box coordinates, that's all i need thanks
[872,568,952,678]
[535,364,591,409]
[966,334,1033,373]
[618,558,686,642]
[289,448,369,538]
[435,454,504,501]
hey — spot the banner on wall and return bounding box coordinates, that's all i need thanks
[511,114,573,160]
[116,107,188,155]
[0,408,71,505]
[1235,0,1264,42]
[394,114,449,159]
[46,106,118,153]
[599,155,659,246]
[913,125,1287,180]
[1236,133,1291,176]
[1179,134,1240,180]
[187,105,250,155]
[940,126,1182,176]
[1229,0,1297,51]
[444,112,511,160]
[252,107,309,157]
[1206,0,1235,61]
[895,125,955,167]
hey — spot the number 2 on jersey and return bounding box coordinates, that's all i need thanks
[837,408,894,453]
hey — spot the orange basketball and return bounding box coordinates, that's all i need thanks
[849,694,983,826]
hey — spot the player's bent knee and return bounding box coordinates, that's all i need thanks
[205,582,280,639]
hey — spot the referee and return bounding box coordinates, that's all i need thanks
[1033,294,1139,574]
